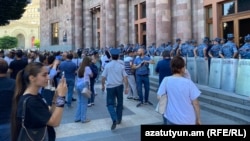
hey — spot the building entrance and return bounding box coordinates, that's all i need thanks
[239,18,250,47]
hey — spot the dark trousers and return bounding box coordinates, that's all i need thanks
[106,85,124,122]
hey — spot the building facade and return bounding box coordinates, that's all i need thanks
[0,0,40,49]
[40,0,250,51]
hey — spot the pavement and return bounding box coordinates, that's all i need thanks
[55,81,241,141]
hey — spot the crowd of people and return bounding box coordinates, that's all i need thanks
[1,32,250,140]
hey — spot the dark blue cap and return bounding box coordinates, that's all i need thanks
[110,48,120,55]
[245,34,250,42]
[227,33,234,39]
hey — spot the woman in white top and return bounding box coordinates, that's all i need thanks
[75,56,93,123]
[157,56,201,125]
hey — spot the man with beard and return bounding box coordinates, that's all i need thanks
[133,48,155,107]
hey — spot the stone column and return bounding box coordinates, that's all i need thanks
[156,0,171,47]
[175,0,192,41]
[101,1,106,48]
[74,0,83,49]
[105,0,116,47]
[118,0,128,45]
[146,0,156,47]
[84,2,93,48]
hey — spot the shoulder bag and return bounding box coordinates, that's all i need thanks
[155,77,168,114]
[81,82,91,98]
[17,96,48,141]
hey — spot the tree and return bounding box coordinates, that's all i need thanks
[0,0,30,26]
[34,39,40,48]
[0,36,18,49]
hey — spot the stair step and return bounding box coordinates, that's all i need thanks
[200,101,250,124]
[197,84,250,106]
[199,95,250,116]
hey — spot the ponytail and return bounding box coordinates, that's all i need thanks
[11,69,27,141]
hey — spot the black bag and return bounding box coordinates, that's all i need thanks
[17,96,48,141]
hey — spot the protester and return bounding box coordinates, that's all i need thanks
[75,56,92,123]
[0,59,15,141]
[157,56,201,125]
[11,62,67,141]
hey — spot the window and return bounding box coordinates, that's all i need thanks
[47,0,51,9]
[51,23,59,45]
[134,2,147,45]
[238,0,250,12]
[206,6,213,39]
[97,18,100,29]
[222,1,235,16]
[60,0,63,4]
[54,0,57,7]
[141,2,146,19]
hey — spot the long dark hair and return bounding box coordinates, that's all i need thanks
[78,56,92,78]
[11,62,44,141]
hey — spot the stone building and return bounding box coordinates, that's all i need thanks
[40,0,250,51]
[0,0,40,49]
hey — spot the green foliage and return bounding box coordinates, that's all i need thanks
[34,39,40,48]
[0,0,29,26]
[0,36,18,49]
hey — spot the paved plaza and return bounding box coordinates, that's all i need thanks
[55,81,241,141]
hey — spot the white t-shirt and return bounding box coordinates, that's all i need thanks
[157,76,201,124]
[83,66,92,83]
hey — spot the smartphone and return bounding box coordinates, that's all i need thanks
[62,71,65,78]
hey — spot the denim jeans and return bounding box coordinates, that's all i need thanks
[88,79,96,104]
[136,75,150,103]
[106,85,123,122]
[66,79,75,107]
[0,123,10,141]
[75,82,88,122]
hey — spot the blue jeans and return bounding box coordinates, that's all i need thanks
[75,82,88,122]
[0,123,10,141]
[88,79,96,104]
[136,75,150,103]
[66,79,75,107]
[106,85,123,122]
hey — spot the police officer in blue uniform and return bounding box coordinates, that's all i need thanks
[171,38,181,57]
[195,37,209,59]
[187,39,197,57]
[165,41,172,52]
[178,40,190,57]
[239,34,250,59]
[209,37,222,58]
[155,43,165,56]
[219,33,238,58]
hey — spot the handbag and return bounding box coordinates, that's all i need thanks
[155,94,167,114]
[81,86,91,98]
[155,76,169,114]
[17,96,48,141]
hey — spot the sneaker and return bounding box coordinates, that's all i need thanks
[88,104,92,107]
[74,120,81,122]
[145,101,153,105]
[82,119,91,123]
[133,97,139,101]
[127,96,133,99]
[117,120,121,124]
[136,102,143,107]
[91,103,95,106]
[72,98,77,101]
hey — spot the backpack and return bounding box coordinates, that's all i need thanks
[90,63,98,79]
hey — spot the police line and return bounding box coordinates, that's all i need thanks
[186,57,249,97]
[149,56,250,97]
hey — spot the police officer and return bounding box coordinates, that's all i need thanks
[195,37,209,59]
[101,48,129,130]
[187,39,197,57]
[219,33,238,58]
[239,34,250,59]
[171,38,181,57]
[208,37,222,58]
[165,41,172,52]
[178,41,190,57]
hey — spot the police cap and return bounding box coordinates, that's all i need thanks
[214,37,221,43]
[244,34,250,42]
[110,48,120,55]
[227,33,234,39]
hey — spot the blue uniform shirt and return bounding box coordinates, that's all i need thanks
[197,43,208,57]
[209,44,222,58]
[239,43,250,59]
[219,41,238,58]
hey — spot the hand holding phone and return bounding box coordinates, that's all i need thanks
[62,71,65,78]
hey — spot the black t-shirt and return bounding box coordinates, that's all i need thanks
[9,59,28,79]
[17,94,55,140]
